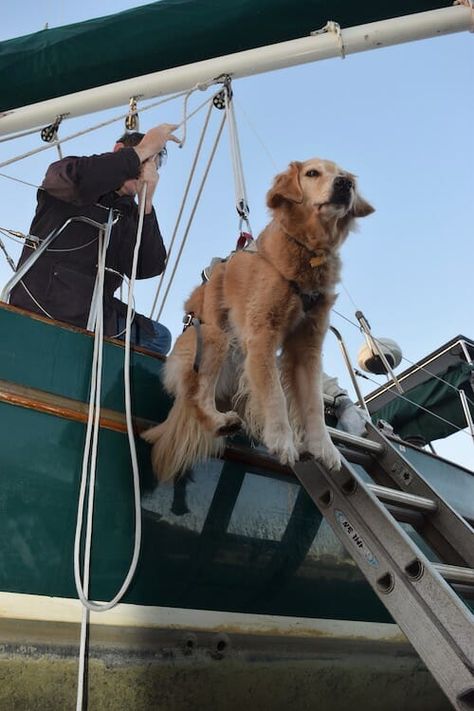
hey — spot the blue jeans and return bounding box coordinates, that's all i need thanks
[116,315,172,356]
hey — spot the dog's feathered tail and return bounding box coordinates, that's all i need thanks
[141,399,225,482]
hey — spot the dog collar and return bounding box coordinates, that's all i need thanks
[284,231,328,268]
[309,253,327,268]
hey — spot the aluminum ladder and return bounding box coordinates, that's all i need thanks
[292,421,474,710]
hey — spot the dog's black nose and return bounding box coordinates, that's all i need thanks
[334,176,353,192]
[331,176,354,205]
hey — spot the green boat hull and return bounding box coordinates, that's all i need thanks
[0,305,472,709]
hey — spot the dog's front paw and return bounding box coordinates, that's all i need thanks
[306,434,341,472]
[264,423,298,466]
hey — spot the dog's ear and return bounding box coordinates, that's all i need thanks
[351,194,375,218]
[267,162,303,208]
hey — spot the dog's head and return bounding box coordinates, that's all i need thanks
[267,159,374,244]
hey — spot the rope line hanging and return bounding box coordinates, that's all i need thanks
[311,20,346,59]
[149,99,216,320]
[73,190,148,709]
[155,112,227,322]
[221,77,253,249]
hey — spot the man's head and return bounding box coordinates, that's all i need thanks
[115,132,145,149]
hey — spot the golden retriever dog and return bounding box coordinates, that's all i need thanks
[142,158,374,481]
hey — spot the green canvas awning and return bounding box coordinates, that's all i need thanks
[373,362,474,443]
[366,336,474,444]
[0,0,452,113]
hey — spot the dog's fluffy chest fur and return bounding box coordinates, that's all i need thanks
[257,220,342,299]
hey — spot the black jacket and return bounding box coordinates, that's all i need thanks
[10,147,166,336]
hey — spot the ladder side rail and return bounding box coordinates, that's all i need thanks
[365,448,472,568]
[292,457,474,710]
[364,422,474,567]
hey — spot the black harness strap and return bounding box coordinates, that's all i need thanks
[183,312,204,372]
[289,281,321,312]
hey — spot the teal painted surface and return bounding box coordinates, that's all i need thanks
[0,306,172,421]
[0,400,390,621]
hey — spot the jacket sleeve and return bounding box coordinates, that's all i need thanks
[41,148,141,205]
[322,372,348,401]
[134,208,167,279]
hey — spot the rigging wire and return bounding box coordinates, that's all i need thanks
[0,171,41,190]
[0,124,50,144]
[149,100,215,319]
[0,84,218,170]
[233,96,279,171]
[224,85,252,238]
[354,367,474,440]
[0,225,99,253]
[155,112,227,322]
[332,307,474,409]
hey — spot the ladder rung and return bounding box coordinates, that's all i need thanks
[434,563,474,585]
[328,427,383,454]
[368,483,437,512]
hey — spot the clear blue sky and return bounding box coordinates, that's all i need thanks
[1,2,473,468]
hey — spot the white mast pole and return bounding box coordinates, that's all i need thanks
[0,5,471,136]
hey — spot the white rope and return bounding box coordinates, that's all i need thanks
[74,193,146,708]
[18,281,55,319]
[224,87,252,235]
[74,216,110,711]
[156,112,227,322]
[179,91,192,148]
[311,20,346,59]
[453,0,474,31]
[149,100,214,319]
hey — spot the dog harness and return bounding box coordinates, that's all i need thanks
[289,281,321,312]
[182,312,203,372]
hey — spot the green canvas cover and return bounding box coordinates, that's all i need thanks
[373,362,474,443]
[0,0,451,113]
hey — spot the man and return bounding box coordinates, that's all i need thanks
[323,372,369,437]
[10,123,179,355]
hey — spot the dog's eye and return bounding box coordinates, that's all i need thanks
[305,169,320,178]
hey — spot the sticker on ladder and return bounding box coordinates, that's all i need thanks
[334,510,379,568]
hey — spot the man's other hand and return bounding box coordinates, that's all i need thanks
[134,124,179,163]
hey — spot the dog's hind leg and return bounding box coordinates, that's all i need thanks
[191,324,242,436]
